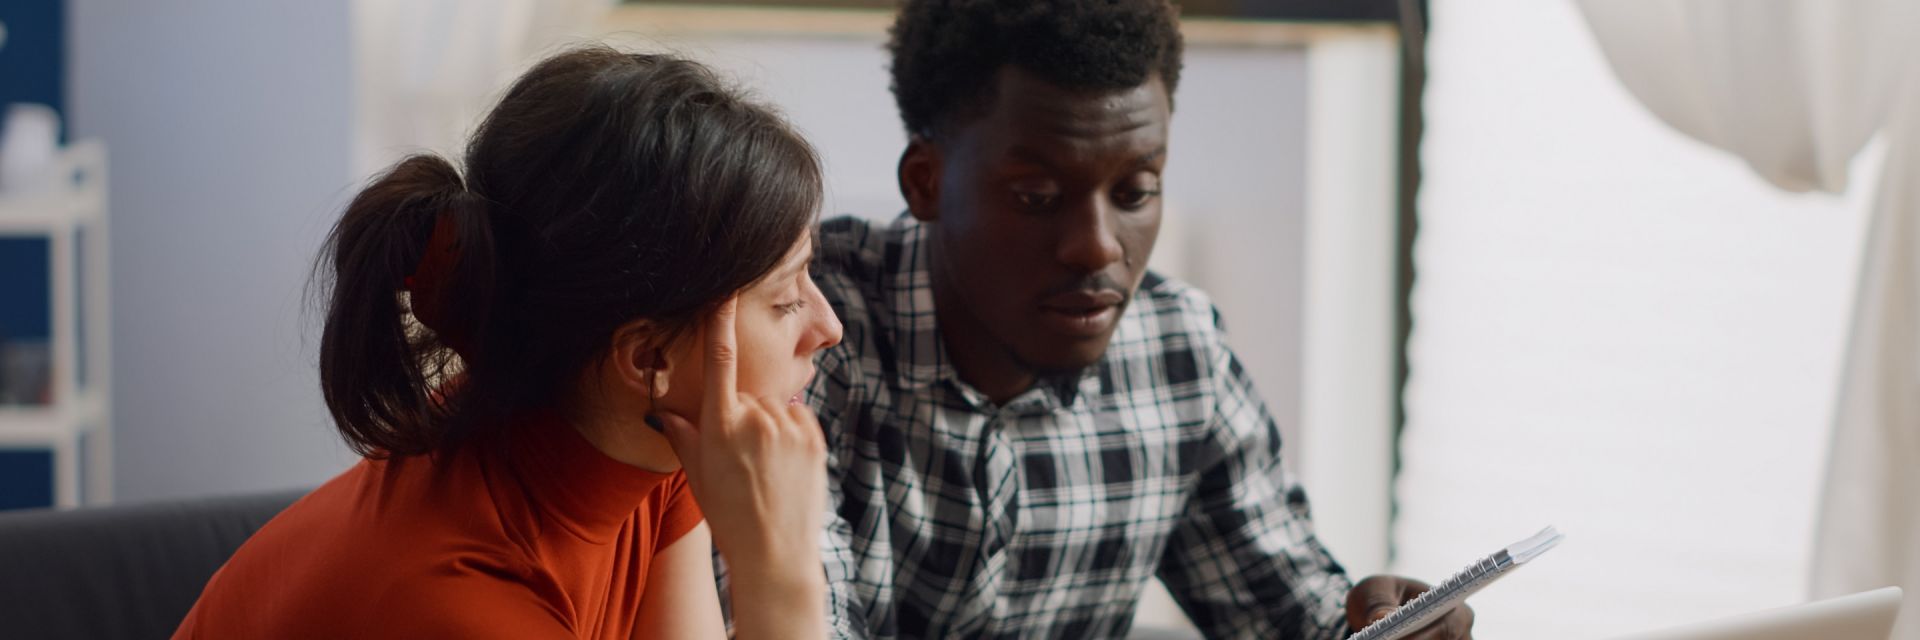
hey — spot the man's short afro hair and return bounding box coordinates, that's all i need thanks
[887,0,1184,139]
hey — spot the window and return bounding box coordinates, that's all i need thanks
[1391,1,1873,637]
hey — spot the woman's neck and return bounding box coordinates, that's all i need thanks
[563,397,682,474]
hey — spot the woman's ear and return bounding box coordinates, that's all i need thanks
[899,136,941,223]
[610,320,672,402]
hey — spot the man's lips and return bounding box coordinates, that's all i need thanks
[1037,289,1126,337]
[1040,289,1125,313]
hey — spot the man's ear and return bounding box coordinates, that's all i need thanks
[899,136,941,223]
[610,320,672,401]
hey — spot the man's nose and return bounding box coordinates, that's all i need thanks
[1055,197,1124,273]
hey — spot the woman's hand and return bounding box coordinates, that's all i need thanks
[652,298,827,639]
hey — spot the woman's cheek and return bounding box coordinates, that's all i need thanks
[734,311,788,400]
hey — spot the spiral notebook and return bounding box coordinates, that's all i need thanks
[1350,526,1565,640]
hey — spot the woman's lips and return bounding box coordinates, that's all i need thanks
[789,367,817,406]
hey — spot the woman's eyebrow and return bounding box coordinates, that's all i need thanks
[777,248,814,282]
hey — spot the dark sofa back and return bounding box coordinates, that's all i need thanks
[0,490,303,640]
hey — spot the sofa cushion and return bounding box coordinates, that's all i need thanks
[0,490,303,640]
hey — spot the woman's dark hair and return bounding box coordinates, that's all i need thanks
[317,47,822,457]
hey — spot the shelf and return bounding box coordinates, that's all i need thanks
[0,139,106,232]
[0,139,112,508]
[0,425,71,446]
[0,197,96,232]
[0,397,105,433]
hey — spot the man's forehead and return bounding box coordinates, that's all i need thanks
[986,68,1170,134]
[932,69,1170,172]
[1001,137,1165,172]
[991,109,1168,169]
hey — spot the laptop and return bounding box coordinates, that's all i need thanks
[1607,587,1903,640]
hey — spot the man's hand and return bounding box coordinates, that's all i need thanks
[1345,575,1475,639]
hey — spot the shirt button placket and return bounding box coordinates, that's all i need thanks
[968,408,1021,635]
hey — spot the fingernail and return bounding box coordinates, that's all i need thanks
[645,414,664,432]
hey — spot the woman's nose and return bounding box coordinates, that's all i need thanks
[808,301,843,354]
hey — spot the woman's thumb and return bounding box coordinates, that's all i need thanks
[649,411,700,460]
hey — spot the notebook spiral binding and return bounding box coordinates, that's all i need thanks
[1350,551,1513,640]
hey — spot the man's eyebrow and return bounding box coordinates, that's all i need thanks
[1135,146,1168,167]
[1005,145,1057,169]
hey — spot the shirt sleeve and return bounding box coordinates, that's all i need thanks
[1155,323,1353,640]
[812,344,874,639]
[655,471,706,552]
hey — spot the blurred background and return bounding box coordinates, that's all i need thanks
[2,0,1915,638]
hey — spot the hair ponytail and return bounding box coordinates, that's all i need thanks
[318,154,495,457]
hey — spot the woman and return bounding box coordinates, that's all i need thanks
[174,47,841,639]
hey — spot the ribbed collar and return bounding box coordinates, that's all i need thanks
[503,411,677,544]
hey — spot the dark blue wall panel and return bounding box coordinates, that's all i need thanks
[0,0,67,131]
[0,448,55,510]
[0,236,52,342]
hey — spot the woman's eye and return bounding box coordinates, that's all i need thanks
[775,299,807,316]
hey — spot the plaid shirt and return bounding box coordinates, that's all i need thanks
[796,214,1351,639]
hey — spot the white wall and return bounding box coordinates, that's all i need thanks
[1393,1,1873,638]
[70,0,358,502]
[1171,46,1310,466]
[601,34,911,220]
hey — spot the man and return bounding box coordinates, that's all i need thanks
[800,1,1474,638]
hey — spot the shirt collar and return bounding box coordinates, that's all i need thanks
[886,215,950,393]
[502,410,677,544]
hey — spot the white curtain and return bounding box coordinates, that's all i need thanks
[351,0,615,177]
[1577,1,1920,637]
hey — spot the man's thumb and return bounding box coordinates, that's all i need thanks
[1347,577,1410,630]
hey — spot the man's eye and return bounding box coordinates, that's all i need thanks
[1113,188,1160,209]
[1015,191,1058,211]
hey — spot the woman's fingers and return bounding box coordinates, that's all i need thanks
[702,298,741,430]
[782,401,826,455]
[734,395,780,449]
[685,393,812,455]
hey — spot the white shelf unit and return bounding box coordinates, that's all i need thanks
[0,140,112,508]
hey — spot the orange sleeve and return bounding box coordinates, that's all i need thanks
[654,471,706,552]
